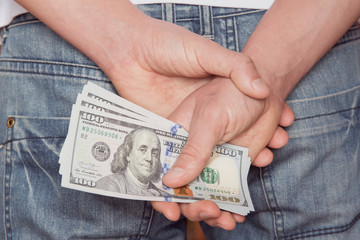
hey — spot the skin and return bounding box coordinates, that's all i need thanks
[15,0,359,230]
[15,0,290,229]
[156,0,360,229]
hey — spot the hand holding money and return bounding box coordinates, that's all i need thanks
[59,82,254,216]
[162,77,266,188]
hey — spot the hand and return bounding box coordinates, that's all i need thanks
[18,0,277,165]
[99,9,293,230]
[101,14,292,228]
[164,77,290,186]
[152,77,293,230]
[21,0,292,229]
[99,9,293,229]
[29,0,288,228]
[15,0,268,118]
[95,4,269,117]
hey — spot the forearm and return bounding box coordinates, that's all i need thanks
[15,0,148,75]
[243,0,360,99]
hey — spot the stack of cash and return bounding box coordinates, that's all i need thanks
[59,82,254,215]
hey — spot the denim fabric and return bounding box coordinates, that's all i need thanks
[0,10,187,240]
[0,4,359,240]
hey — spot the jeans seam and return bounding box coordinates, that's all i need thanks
[0,60,105,81]
[0,58,100,70]
[212,9,265,19]
[233,16,240,52]
[260,167,279,240]
[3,125,12,240]
[144,208,155,236]
[0,67,106,83]
[136,202,153,239]
[225,18,231,51]
[293,105,360,122]
[334,27,360,47]
[198,6,203,36]
[199,6,214,39]
[270,167,286,239]
[6,20,41,30]
[335,35,360,47]
[280,212,360,240]
[0,136,66,147]
[161,3,175,23]
[287,85,360,104]
[173,3,177,24]
[210,7,215,38]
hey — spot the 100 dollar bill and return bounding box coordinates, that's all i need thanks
[61,107,253,215]
[60,82,254,215]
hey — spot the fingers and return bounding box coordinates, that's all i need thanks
[163,104,224,187]
[228,53,270,100]
[164,78,265,188]
[143,21,268,100]
[251,103,293,166]
[268,126,289,149]
[197,43,270,100]
[232,213,246,223]
[152,200,243,231]
[203,211,237,230]
[251,147,274,167]
[179,201,221,222]
[179,201,239,230]
[266,103,293,148]
[151,201,181,221]
[251,125,289,167]
[279,103,294,127]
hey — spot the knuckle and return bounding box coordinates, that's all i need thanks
[180,205,200,221]
[180,143,202,164]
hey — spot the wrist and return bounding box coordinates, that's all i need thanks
[68,1,150,77]
[16,0,149,78]
[242,46,294,102]
[242,0,360,102]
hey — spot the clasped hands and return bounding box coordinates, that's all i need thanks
[103,13,294,230]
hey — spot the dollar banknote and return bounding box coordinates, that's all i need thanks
[59,82,254,215]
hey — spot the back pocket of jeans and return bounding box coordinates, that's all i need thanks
[3,116,69,238]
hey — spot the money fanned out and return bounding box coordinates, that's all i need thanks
[59,82,254,215]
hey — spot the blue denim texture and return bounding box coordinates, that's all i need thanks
[0,4,359,240]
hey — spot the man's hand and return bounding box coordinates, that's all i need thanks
[102,14,270,117]
[16,0,293,230]
[164,78,288,186]
[150,77,292,229]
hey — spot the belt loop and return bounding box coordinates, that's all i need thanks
[0,27,8,46]
[161,3,176,23]
[199,6,214,39]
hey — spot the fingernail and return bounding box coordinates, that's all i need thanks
[200,212,211,220]
[233,214,245,223]
[166,167,185,179]
[216,223,223,229]
[251,78,266,91]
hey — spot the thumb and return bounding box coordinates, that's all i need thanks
[196,40,269,99]
[163,103,225,188]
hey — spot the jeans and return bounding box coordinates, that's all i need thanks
[0,4,359,240]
